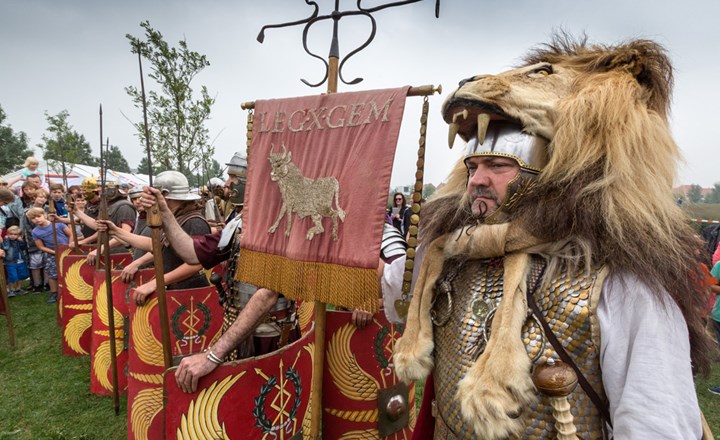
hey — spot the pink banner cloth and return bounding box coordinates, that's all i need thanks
[241,86,410,274]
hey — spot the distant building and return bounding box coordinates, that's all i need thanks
[673,185,713,200]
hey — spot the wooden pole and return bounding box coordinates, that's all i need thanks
[0,259,15,350]
[98,113,120,415]
[309,40,340,438]
[49,199,60,269]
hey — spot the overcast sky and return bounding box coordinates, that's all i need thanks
[1,0,718,188]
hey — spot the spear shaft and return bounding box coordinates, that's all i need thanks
[137,43,172,369]
[99,108,120,415]
[58,135,80,251]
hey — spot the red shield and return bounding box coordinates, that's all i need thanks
[127,284,223,440]
[59,252,131,356]
[89,269,154,396]
[296,300,315,337]
[56,244,94,326]
[322,310,416,439]
[164,326,315,440]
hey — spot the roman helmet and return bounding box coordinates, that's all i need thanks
[208,177,225,199]
[225,152,248,206]
[153,171,200,201]
[102,178,123,200]
[81,177,98,193]
[128,186,144,199]
[80,177,99,202]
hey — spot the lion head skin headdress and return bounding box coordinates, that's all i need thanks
[394,33,714,439]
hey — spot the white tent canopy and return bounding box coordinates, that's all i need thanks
[1,160,149,189]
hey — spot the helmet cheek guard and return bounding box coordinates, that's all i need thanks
[228,178,246,206]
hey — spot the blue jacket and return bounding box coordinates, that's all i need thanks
[1,238,28,264]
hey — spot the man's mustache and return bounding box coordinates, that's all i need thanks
[470,188,498,202]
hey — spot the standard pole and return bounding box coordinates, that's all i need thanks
[309,20,341,435]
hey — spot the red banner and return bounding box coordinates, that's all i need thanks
[238,87,410,311]
[127,284,223,440]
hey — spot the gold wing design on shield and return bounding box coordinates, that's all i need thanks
[338,430,379,440]
[66,260,93,301]
[132,297,163,367]
[131,386,163,440]
[297,301,314,334]
[327,323,379,401]
[129,372,164,385]
[94,339,122,391]
[176,373,245,440]
[58,246,72,268]
[96,276,123,327]
[64,312,92,355]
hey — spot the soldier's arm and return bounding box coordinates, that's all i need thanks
[140,186,200,264]
[96,219,151,251]
[132,263,205,305]
[74,209,97,230]
[174,288,279,393]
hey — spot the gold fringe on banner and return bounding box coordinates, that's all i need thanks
[236,249,379,313]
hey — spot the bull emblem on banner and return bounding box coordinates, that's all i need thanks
[267,143,346,240]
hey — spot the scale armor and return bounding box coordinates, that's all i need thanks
[431,256,607,439]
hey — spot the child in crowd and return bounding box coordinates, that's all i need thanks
[20,157,46,186]
[49,183,68,217]
[33,188,49,211]
[23,189,50,292]
[27,207,71,303]
[1,225,29,297]
[20,181,38,208]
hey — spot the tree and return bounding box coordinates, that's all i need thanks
[0,105,33,175]
[126,21,215,177]
[136,155,165,176]
[423,183,437,200]
[105,144,131,172]
[705,183,720,204]
[38,110,98,178]
[687,184,703,203]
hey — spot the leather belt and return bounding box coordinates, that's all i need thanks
[265,308,292,323]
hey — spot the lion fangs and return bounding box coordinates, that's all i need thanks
[453,109,468,123]
[448,110,468,148]
[448,123,460,148]
[477,114,490,145]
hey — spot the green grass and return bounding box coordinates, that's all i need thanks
[0,290,127,440]
[1,289,718,438]
[697,356,720,434]
[684,203,720,222]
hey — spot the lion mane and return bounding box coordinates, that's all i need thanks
[423,33,713,375]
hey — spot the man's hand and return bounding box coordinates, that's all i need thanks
[95,219,120,235]
[0,249,5,259]
[351,309,373,329]
[86,249,98,265]
[132,282,155,306]
[141,186,170,213]
[121,262,139,283]
[175,352,219,393]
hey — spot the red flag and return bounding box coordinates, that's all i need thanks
[238,87,410,310]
